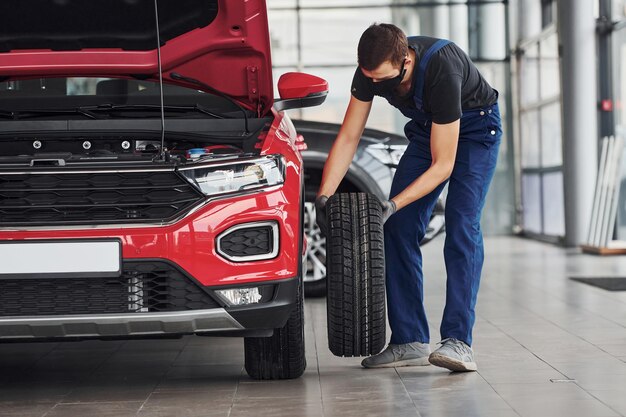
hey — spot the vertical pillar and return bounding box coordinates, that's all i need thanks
[432,0,450,39]
[557,0,598,246]
[449,0,469,52]
[477,2,506,60]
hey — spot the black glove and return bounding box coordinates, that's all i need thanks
[381,199,397,224]
[315,195,329,237]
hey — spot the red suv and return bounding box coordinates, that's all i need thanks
[0,0,327,380]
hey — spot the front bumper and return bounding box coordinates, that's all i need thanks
[0,309,243,339]
[0,276,299,340]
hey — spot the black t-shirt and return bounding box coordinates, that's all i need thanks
[351,36,498,124]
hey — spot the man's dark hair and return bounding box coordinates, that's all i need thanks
[357,23,408,70]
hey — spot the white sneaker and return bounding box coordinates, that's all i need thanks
[428,338,477,372]
[361,342,431,368]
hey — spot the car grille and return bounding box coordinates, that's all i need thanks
[0,170,205,227]
[0,261,220,317]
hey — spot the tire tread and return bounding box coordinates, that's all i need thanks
[327,193,386,357]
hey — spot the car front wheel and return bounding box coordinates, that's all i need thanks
[243,277,306,380]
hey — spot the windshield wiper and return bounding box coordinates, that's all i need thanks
[170,72,250,135]
[80,103,230,119]
[0,108,99,120]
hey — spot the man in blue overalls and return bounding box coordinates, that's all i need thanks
[315,23,501,372]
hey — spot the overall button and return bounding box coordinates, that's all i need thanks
[490,130,496,135]
[480,111,485,116]
[488,109,492,114]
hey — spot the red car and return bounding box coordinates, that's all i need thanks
[0,0,327,380]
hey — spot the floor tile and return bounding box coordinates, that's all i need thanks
[44,401,143,417]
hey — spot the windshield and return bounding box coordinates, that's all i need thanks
[0,77,244,118]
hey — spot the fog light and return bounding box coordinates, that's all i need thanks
[216,287,262,306]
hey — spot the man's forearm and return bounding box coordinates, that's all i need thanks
[390,119,459,210]
[317,136,359,197]
[391,162,452,210]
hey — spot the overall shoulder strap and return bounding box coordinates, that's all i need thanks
[414,39,451,111]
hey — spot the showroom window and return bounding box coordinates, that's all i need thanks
[515,25,565,240]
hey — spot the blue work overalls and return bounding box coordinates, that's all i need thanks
[384,39,502,347]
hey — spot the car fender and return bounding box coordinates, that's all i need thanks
[301,150,386,201]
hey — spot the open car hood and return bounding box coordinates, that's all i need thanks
[0,0,274,114]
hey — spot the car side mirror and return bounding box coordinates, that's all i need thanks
[274,72,328,112]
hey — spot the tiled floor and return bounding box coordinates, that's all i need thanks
[1,237,626,416]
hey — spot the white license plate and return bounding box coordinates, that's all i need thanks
[0,240,121,277]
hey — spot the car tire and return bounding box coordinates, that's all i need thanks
[303,187,327,297]
[326,193,386,357]
[243,277,306,380]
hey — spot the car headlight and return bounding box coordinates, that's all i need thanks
[365,144,408,168]
[179,155,285,196]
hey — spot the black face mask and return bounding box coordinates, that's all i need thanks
[371,59,407,97]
